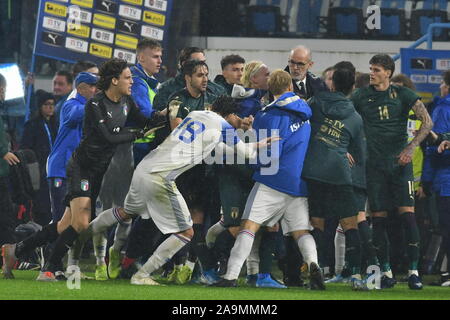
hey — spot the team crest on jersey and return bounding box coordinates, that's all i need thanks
[54,178,63,188]
[231,207,239,219]
[80,179,89,192]
[123,104,128,116]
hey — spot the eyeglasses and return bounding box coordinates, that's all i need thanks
[288,60,310,68]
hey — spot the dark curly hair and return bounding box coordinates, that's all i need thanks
[182,59,209,77]
[97,58,129,91]
[369,54,395,78]
[211,95,239,117]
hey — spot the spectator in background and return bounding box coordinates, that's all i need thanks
[214,55,245,95]
[21,90,58,226]
[355,72,370,89]
[52,70,73,120]
[0,73,20,278]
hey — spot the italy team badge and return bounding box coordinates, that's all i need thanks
[81,179,90,191]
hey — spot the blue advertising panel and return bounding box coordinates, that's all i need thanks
[34,0,173,65]
[401,48,450,103]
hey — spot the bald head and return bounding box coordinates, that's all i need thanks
[288,45,313,81]
[290,46,312,60]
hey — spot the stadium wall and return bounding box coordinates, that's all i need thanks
[198,37,450,77]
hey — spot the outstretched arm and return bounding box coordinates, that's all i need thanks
[398,100,433,165]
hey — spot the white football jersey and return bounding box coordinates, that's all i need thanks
[136,111,240,178]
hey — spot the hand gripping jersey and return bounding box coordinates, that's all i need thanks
[136,110,253,179]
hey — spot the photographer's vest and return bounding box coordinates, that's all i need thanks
[134,76,157,144]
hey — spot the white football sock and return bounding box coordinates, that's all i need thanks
[246,231,261,276]
[89,208,127,234]
[139,234,191,276]
[93,233,107,266]
[205,220,226,248]
[334,227,346,275]
[224,230,255,280]
[297,233,318,266]
[112,219,132,252]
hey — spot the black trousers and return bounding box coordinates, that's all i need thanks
[0,176,16,245]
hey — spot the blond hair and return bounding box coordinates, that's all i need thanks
[241,61,265,88]
[268,69,292,96]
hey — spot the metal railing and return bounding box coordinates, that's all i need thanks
[393,23,450,61]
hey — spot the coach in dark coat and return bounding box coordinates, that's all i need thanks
[284,45,328,100]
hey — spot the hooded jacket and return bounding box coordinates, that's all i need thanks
[302,91,365,186]
[422,93,450,196]
[47,93,86,178]
[231,84,267,118]
[214,75,234,96]
[252,92,311,196]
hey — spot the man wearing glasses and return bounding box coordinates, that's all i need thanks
[281,45,328,287]
[285,46,328,100]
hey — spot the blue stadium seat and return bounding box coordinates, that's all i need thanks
[246,5,283,36]
[369,0,411,38]
[327,0,366,37]
[410,0,449,39]
[292,0,328,34]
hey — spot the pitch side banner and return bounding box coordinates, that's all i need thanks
[34,0,173,65]
[401,48,450,103]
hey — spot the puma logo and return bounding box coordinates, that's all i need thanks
[417,59,426,69]
[123,21,134,32]
[48,33,58,44]
[101,1,112,11]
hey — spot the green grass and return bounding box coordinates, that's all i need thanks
[1,270,450,300]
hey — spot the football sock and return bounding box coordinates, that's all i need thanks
[139,234,190,276]
[48,226,79,269]
[259,230,277,274]
[372,217,391,272]
[358,220,379,266]
[67,238,85,266]
[401,212,420,271]
[246,231,261,276]
[311,228,325,266]
[224,230,255,280]
[344,228,361,276]
[93,233,107,266]
[205,220,226,248]
[89,208,128,235]
[334,227,346,275]
[16,222,59,258]
[112,219,132,252]
[214,229,236,261]
[297,233,318,266]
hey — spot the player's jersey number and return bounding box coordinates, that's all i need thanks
[173,117,206,143]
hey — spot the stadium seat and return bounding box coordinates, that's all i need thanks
[368,0,412,39]
[246,5,283,36]
[327,0,367,38]
[410,0,449,40]
[246,0,290,36]
[291,0,329,35]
